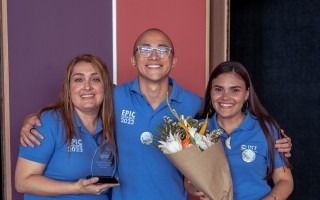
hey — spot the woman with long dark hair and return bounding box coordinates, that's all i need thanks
[195,61,293,200]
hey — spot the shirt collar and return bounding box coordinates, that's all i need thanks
[212,111,256,132]
[129,77,183,103]
[74,111,103,137]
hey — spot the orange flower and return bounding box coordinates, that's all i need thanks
[199,114,209,135]
[181,134,191,149]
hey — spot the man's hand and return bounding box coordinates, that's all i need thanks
[20,114,43,148]
[275,129,292,158]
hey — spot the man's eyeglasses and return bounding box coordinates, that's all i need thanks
[135,45,172,58]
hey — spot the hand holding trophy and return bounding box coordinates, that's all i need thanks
[88,139,118,184]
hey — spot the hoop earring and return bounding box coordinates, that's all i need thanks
[242,100,249,111]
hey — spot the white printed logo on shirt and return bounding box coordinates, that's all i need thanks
[241,144,257,163]
[68,138,83,152]
[120,109,135,125]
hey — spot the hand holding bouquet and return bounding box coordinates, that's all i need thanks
[154,94,233,200]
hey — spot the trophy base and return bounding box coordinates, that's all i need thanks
[87,175,118,184]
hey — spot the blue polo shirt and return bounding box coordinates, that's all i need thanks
[112,77,202,200]
[19,110,109,200]
[208,112,284,200]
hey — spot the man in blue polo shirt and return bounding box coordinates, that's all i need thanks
[111,28,202,200]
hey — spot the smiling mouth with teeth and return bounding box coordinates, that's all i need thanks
[147,64,161,68]
[220,103,233,107]
[81,94,94,98]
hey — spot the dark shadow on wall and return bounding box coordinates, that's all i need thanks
[230,0,320,199]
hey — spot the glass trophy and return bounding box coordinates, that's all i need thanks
[88,139,118,184]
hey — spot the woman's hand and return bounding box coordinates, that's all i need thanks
[184,179,209,200]
[75,177,119,195]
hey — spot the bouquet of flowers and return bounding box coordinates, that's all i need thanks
[154,94,233,200]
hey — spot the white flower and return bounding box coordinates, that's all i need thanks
[158,132,182,154]
[194,133,212,150]
[188,127,198,138]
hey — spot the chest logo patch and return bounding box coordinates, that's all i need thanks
[241,149,256,163]
[241,145,257,163]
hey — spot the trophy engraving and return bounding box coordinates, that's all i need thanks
[89,140,118,183]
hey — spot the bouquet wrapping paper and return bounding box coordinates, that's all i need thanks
[166,140,233,200]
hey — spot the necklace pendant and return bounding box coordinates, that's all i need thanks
[225,137,231,149]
